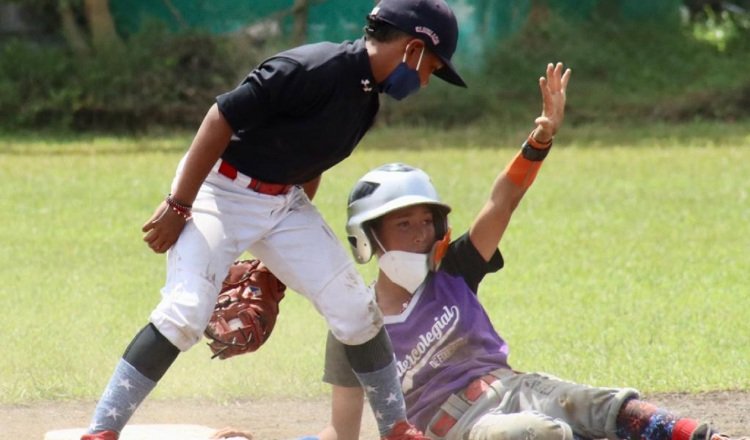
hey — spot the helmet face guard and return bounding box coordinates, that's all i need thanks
[346,163,451,264]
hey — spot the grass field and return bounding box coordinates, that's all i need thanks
[1,122,748,405]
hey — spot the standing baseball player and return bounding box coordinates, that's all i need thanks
[81,1,465,439]
[224,63,743,440]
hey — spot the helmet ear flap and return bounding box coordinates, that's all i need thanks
[347,228,373,264]
[348,220,380,264]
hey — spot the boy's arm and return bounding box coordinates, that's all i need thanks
[141,103,232,253]
[469,62,571,261]
[317,385,366,440]
[302,175,322,200]
[209,385,364,440]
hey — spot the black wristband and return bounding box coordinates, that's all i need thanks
[521,140,552,161]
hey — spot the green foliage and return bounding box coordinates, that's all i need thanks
[0,24,255,132]
[1,7,750,132]
[691,6,750,52]
[386,10,750,127]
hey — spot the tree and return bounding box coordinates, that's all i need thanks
[49,0,121,54]
[57,0,90,54]
[292,0,309,46]
[527,0,551,27]
[82,0,120,50]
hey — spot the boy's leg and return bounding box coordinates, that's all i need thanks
[490,372,721,440]
[424,372,574,440]
[251,191,416,438]
[83,324,178,437]
[344,327,412,437]
[84,174,268,438]
[616,398,717,440]
[467,410,574,440]
[489,371,639,439]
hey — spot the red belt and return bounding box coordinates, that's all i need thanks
[217,160,293,196]
[429,374,499,437]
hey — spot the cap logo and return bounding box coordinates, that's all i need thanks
[415,26,440,45]
[370,6,380,16]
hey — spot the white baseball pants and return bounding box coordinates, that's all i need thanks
[150,160,382,351]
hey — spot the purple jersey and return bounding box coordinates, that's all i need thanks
[386,270,510,430]
[322,233,508,431]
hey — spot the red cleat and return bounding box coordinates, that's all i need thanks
[81,431,118,440]
[381,420,429,440]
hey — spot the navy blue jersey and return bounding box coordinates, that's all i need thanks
[216,37,379,184]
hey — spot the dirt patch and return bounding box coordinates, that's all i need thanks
[2,392,748,440]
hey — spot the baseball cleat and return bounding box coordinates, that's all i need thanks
[381,420,429,440]
[690,424,749,440]
[81,430,118,440]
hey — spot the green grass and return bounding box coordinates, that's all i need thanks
[1,122,749,405]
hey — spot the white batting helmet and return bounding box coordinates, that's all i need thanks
[346,163,451,264]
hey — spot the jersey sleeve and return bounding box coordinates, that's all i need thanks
[439,232,503,294]
[322,331,361,388]
[216,57,330,134]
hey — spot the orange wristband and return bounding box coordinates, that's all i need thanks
[505,132,552,188]
[505,152,542,188]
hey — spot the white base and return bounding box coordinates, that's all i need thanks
[44,424,242,440]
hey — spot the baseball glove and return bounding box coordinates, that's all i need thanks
[204,259,286,360]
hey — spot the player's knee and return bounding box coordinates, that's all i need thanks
[470,411,573,440]
[317,269,382,345]
[150,273,220,351]
[328,316,381,346]
[326,294,381,345]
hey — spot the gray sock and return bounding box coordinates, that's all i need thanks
[353,359,408,436]
[86,358,156,434]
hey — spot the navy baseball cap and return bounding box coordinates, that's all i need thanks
[369,0,466,88]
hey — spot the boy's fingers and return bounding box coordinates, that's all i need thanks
[561,68,572,90]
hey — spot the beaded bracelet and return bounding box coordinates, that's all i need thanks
[165,194,192,220]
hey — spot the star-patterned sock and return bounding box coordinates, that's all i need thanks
[615,398,704,440]
[353,358,408,437]
[85,358,155,435]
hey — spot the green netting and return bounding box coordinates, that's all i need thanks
[110,1,683,37]
[109,0,293,35]
[109,0,683,65]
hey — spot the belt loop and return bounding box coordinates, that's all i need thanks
[218,160,237,179]
[487,367,514,382]
[428,394,470,438]
[247,177,267,194]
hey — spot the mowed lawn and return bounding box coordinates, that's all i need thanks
[0,122,748,404]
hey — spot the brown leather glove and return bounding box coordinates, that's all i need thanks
[204,259,286,360]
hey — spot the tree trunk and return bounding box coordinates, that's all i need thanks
[528,0,550,27]
[162,0,188,29]
[58,0,90,55]
[83,0,122,51]
[292,0,309,45]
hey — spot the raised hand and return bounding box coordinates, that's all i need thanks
[532,62,572,144]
